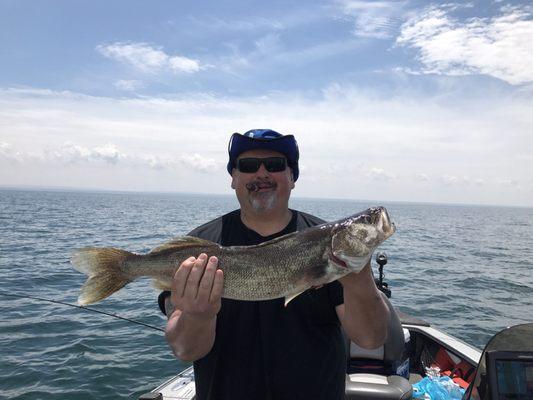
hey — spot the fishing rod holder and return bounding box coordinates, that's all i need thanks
[375,252,391,298]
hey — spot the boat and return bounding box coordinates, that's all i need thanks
[139,253,533,400]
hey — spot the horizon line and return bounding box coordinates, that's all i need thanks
[1,184,530,210]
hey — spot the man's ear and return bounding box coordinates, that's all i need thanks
[231,171,236,189]
[289,168,295,189]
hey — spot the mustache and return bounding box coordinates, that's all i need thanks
[245,179,277,192]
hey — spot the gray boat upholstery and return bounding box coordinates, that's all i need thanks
[345,374,412,399]
[381,293,405,363]
[397,310,430,327]
[345,293,413,399]
[346,293,406,364]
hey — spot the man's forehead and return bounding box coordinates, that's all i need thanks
[237,149,286,159]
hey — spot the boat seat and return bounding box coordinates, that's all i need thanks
[345,293,413,399]
[345,374,412,400]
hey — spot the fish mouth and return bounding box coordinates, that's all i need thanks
[377,207,395,235]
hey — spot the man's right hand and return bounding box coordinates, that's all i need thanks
[170,253,224,320]
[165,253,224,361]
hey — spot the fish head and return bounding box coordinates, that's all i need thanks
[329,207,395,271]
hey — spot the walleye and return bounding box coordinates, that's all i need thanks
[71,206,395,306]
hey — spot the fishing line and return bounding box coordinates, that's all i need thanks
[0,290,165,333]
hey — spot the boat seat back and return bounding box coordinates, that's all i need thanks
[345,293,413,399]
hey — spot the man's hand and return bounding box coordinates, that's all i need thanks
[170,253,224,319]
[165,253,223,361]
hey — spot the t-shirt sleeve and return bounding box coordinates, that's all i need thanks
[327,281,344,307]
[158,290,171,315]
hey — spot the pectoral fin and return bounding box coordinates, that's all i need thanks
[149,236,215,254]
[284,290,305,307]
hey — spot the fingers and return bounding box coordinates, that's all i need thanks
[181,254,206,299]
[171,253,223,318]
[172,256,195,301]
[196,256,218,303]
[210,269,224,303]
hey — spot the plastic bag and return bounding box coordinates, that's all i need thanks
[413,375,465,400]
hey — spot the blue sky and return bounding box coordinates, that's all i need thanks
[1,0,532,206]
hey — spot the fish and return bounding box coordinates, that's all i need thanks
[71,206,395,306]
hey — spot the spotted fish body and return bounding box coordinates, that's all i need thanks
[71,207,395,306]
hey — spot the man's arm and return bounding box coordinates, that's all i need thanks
[165,254,224,362]
[336,261,390,349]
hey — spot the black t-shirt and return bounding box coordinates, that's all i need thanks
[165,209,346,400]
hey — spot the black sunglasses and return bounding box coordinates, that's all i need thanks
[236,157,287,173]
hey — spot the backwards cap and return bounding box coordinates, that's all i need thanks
[227,129,300,181]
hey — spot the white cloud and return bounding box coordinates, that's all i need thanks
[114,80,143,91]
[367,167,397,181]
[219,35,362,77]
[6,140,222,175]
[138,154,174,170]
[187,15,284,33]
[396,5,533,85]
[186,8,328,35]
[497,178,520,188]
[217,34,283,74]
[254,33,282,56]
[442,175,456,185]
[92,144,124,164]
[0,142,11,156]
[416,173,430,182]
[339,0,406,39]
[47,142,125,165]
[96,42,202,74]
[168,56,202,73]
[440,175,474,186]
[1,86,532,206]
[179,153,221,173]
[0,142,25,162]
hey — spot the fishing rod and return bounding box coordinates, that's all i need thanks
[0,290,165,333]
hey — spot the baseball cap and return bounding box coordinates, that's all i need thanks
[227,129,300,181]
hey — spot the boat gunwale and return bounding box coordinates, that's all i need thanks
[404,323,482,366]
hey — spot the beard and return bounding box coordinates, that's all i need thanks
[246,178,278,212]
[249,189,277,212]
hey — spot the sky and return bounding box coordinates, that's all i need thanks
[1,0,532,207]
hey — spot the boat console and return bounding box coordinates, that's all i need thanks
[486,350,533,400]
[464,323,533,400]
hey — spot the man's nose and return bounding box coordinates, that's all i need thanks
[256,162,270,176]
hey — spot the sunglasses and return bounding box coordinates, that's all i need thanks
[236,157,287,173]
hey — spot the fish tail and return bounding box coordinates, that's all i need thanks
[71,247,133,306]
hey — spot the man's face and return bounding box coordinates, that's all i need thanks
[231,149,295,213]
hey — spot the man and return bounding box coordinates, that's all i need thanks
[160,129,390,400]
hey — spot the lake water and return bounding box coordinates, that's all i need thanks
[1,189,532,399]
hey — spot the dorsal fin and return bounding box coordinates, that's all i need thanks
[225,230,299,251]
[149,236,215,254]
